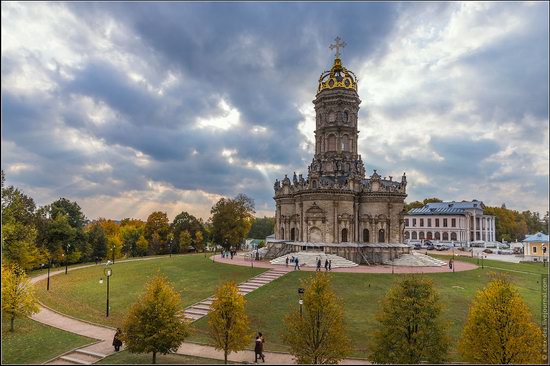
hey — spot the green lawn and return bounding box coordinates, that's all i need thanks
[97,350,234,364]
[188,259,543,362]
[430,253,548,275]
[35,254,266,328]
[1,316,93,364]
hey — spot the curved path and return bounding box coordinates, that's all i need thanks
[212,253,478,273]
[28,255,369,364]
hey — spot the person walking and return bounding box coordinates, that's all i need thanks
[112,328,123,352]
[329,259,332,271]
[254,332,266,363]
[324,258,329,271]
[285,256,289,267]
[316,258,321,272]
[294,257,300,270]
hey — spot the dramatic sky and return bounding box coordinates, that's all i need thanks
[2,1,549,221]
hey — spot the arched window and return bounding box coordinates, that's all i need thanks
[341,228,348,242]
[341,135,350,152]
[427,232,433,240]
[363,229,370,242]
[412,231,417,239]
[404,231,410,240]
[378,229,385,243]
[451,232,457,241]
[290,228,296,241]
[328,134,336,151]
[443,232,449,241]
[419,232,425,240]
[312,180,317,189]
[280,227,285,240]
[435,232,441,240]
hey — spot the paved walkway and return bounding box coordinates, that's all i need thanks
[212,253,478,273]
[28,255,369,364]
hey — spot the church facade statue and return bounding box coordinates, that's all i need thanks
[273,38,408,244]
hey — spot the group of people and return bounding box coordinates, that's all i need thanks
[221,249,237,259]
[316,257,332,271]
[285,255,302,270]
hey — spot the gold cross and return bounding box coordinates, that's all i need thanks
[329,36,346,58]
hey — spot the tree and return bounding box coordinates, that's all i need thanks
[194,230,205,252]
[86,222,108,260]
[423,197,443,205]
[43,214,77,263]
[144,212,170,254]
[210,194,255,250]
[208,281,252,364]
[458,273,544,364]
[49,198,87,229]
[136,235,148,256]
[179,231,192,253]
[120,225,142,257]
[404,200,424,212]
[368,274,449,364]
[247,216,275,239]
[121,274,190,364]
[282,272,351,364]
[170,211,204,253]
[1,264,39,331]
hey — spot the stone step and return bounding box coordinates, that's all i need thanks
[245,280,270,285]
[59,355,91,365]
[185,308,209,316]
[191,304,211,311]
[184,312,204,321]
[238,284,261,290]
[73,349,107,359]
[47,358,82,365]
[64,351,101,364]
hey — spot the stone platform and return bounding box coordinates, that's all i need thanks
[383,252,447,267]
[270,251,358,268]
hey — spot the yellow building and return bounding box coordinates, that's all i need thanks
[522,232,548,262]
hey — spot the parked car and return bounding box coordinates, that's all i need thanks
[426,243,435,250]
[414,243,422,250]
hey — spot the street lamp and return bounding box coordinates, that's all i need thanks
[452,247,455,273]
[64,243,71,274]
[298,288,305,318]
[99,263,113,317]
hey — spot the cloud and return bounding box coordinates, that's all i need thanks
[1,1,548,221]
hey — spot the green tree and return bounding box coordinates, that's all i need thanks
[120,225,142,257]
[170,211,204,253]
[1,264,39,331]
[194,230,205,252]
[404,200,424,212]
[247,216,275,239]
[369,274,449,364]
[208,281,252,364]
[423,197,443,205]
[179,231,192,253]
[136,235,149,256]
[144,211,170,254]
[49,198,86,229]
[86,222,108,260]
[121,274,190,364]
[43,214,77,263]
[210,194,255,250]
[458,273,544,364]
[282,272,351,364]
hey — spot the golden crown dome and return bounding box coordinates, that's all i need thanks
[317,37,358,94]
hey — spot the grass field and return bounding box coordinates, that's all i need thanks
[187,258,544,361]
[35,254,266,328]
[97,350,233,364]
[1,317,93,364]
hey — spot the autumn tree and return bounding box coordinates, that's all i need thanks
[458,273,544,364]
[208,281,252,364]
[368,274,449,364]
[210,194,255,250]
[86,222,108,260]
[144,211,170,254]
[1,264,39,331]
[194,230,205,252]
[179,231,192,253]
[136,235,149,256]
[120,224,142,257]
[282,272,352,364]
[170,211,205,253]
[121,274,190,364]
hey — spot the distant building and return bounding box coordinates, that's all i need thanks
[522,232,548,261]
[404,200,496,245]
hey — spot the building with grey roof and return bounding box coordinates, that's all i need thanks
[404,200,496,245]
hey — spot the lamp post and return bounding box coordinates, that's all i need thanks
[298,288,305,318]
[481,254,484,269]
[169,241,172,258]
[100,264,113,317]
[64,243,71,274]
[452,247,455,273]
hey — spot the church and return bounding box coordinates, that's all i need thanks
[267,38,410,264]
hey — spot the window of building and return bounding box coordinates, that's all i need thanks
[404,231,410,240]
[420,219,424,227]
[533,246,537,253]
[427,232,433,240]
[341,135,350,152]
[412,232,417,240]
[341,228,348,242]
[435,232,441,240]
[451,218,456,227]
[378,229,385,243]
[451,232,457,241]
[290,228,296,241]
[428,218,432,227]
[413,219,416,227]
[443,232,449,240]
[419,232,425,240]
[405,219,409,227]
[435,218,440,227]
[443,218,448,227]
[280,227,284,239]
[363,229,370,242]
[328,134,336,151]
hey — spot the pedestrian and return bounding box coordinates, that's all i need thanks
[449,258,453,269]
[254,332,265,363]
[285,256,289,267]
[230,250,234,260]
[95,257,99,265]
[294,257,300,270]
[316,258,321,272]
[324,258,329,271]
[112,328,123,352]
[329,259,332,271]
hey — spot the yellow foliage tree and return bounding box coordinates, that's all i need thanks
[1,263,39,331]
[208,281,252,364]
[459,273,544,364]
[282,272,352,364]
[121,274,190,364]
